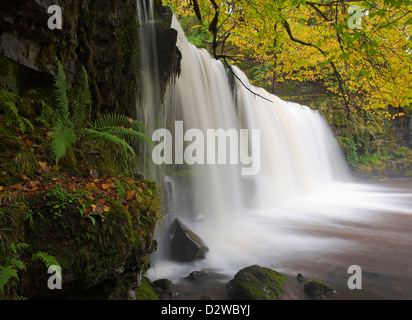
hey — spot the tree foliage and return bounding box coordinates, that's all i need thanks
[167,0,412,121]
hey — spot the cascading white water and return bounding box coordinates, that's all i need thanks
[147,16,412,298]
[164,16,350,223]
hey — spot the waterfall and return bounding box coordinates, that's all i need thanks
[143,14,412,291]
[163,16,350,221]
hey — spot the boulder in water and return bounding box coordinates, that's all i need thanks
[167,218,209,262]
[303,280,335,298]
[226,265,286,300]
[185,271,211,283]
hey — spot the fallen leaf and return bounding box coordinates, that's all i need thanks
[120,125,125,130]
[128,118,133,123]
[0,186,3,191]
[46,131,53,137]
[103,205,110,212]
[126,190,136,200]
[102,184,110,190]
[38,161,49,172]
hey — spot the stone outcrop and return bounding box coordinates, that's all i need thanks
[0,0,180,116]
[166,218,209,262]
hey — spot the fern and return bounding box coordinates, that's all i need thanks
[0,243,28,295]
[0,89,34,133]
[46,61,151,170]
[53,61,70,122]
[35,100,55,127]
[32,251,60,269]
[71,65,92,128]
[93,113,152,144]
[0,266,18,293]
[82,128,136,155]
[51,122,76,164]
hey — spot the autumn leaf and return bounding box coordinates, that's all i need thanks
[103,205,110,212]
[126,190,136,200]
[102,183,110,190]
[38,161,49,172]
[0,186,3,191]
[128,118,133,123]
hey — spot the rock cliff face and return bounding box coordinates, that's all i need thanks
[0,0,180,116]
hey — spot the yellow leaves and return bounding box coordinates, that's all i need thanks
[0,186,3,191]
[38,161,49,173]
[392,113,405,120]
[91,199,110,214]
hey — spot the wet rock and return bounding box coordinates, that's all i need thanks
[226,265,286,300]
[185,271,211,283]
[303,280,335,298]
[167,218,209,262]
[296,273,306,285]
[153,278,174,299]
[153,278,173,292]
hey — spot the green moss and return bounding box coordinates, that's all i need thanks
[303,280,334,298]
[0,56,20,92]
[36,44,57,69]
[227,265,286,300]
[136,277,159,300]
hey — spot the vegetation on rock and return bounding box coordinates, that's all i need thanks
[0,57,160,299]
[226,265,286,300]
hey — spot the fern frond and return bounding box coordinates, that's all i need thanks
[10,258,26,271]
[0,89,34,133]
[94,113,147,132]
[51,122,76,164]
[82,128,136,155]
[53,60,70,122]
[0,266,18,292]
[32,251,60,268]
[101,126,153,145]
[94,113,130,128]
[0,89,19,115]
[71,65,92,128]
[35,100,55,128]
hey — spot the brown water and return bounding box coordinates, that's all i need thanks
[149,178,412,300]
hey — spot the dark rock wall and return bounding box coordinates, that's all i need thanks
[0,0,180,116]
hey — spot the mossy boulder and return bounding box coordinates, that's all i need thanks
[136,277,159,300]
[303,280,335,298]
[226,265,286,300]
[2,175,162,299]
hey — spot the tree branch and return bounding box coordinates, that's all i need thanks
[282,19,356,116]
